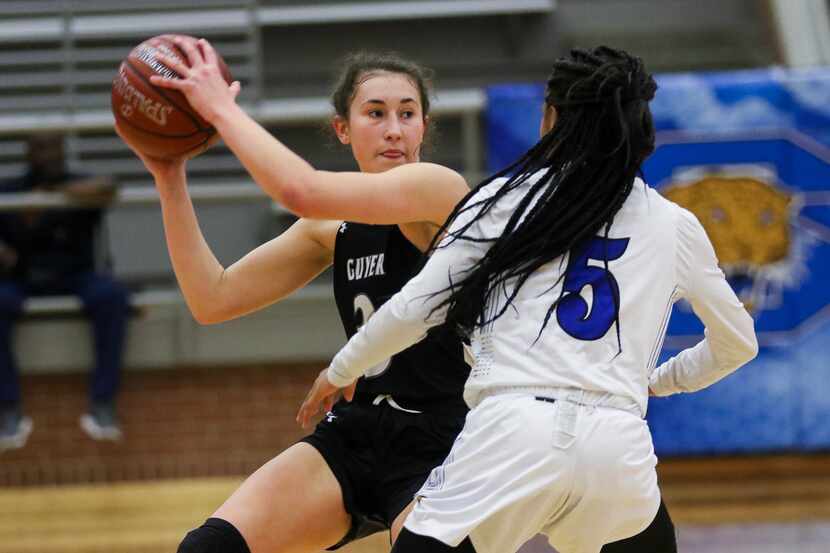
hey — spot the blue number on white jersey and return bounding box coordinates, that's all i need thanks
[557,236,629,341]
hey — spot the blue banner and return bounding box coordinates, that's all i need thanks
[486,68,830,454]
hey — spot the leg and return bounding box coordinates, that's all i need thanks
[73,272,129,403]
[600,499,676,553]
[392,528,477,553]
[0,281,24,407]
[391,500,415,544]
[385,406,468,545]
[188,442,352,553]
[0,281,31,450]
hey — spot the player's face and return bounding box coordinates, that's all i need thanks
[334,72,426,174]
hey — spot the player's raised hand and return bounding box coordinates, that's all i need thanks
[297,368,356,429]
[150,37,241,126]
[115,75,241,184]
[115,121,186,182]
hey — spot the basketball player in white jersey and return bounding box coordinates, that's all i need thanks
[299,46,758,553]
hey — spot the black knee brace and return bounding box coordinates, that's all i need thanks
[392,527,477,553]
[178,518,251,553]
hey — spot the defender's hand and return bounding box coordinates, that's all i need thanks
[296,368,356,429]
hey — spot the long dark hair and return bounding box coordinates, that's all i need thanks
[430,46,657,340]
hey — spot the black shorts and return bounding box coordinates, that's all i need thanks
[300,397,466,550]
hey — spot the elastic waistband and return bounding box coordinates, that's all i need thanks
[479,385,643,417]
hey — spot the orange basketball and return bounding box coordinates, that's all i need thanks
[111,34,232,159]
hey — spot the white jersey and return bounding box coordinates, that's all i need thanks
[328,170,758,417]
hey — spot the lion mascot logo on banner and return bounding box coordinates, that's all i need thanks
[662,166,807,314]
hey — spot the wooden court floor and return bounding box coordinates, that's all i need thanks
[2,454,829,553]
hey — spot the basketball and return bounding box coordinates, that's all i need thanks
[111,34,232,159]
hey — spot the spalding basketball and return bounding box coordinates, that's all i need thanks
[111,34,232,159]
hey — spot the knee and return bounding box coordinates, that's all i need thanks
[178,518,251,553]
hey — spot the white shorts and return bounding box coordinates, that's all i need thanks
[406,392,660,553]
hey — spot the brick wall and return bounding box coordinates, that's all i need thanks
[0,363,324,486]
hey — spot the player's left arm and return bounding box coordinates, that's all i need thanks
[296,190,492,427]
[297,227,483,427]
[327,204,489,390]
[649,209,758,396]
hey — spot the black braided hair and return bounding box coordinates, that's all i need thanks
[428,46,657,343]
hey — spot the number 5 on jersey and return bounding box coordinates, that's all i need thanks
[556,237,630,341]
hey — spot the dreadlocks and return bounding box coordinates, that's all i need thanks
[429,46,657,341]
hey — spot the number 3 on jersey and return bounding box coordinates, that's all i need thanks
[556,237,630,341]
[353,293,392,378]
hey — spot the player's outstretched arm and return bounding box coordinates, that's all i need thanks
[649,209,758,396]
[150,37,468,228]
[117,124,337,325]
[174,217,337,325]
[158,174,337,324]
[298,186,493,424]
[324,197,488,389]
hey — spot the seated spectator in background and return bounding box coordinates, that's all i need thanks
[0,132,129,451]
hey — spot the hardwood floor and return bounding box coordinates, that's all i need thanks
[2,455,828,553]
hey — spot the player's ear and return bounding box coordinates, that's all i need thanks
[540,104,557,137]
[332,116,350,145]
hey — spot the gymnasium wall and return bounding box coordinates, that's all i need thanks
[1,363,321,487]
[486,67,830,455]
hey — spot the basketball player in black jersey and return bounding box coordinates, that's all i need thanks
[119,43,675,553]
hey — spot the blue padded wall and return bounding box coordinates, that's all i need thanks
[486,68,830,454]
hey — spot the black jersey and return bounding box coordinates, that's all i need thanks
[332,222,469,413]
